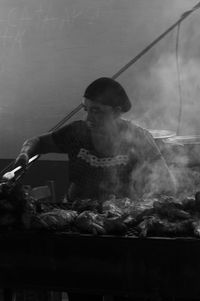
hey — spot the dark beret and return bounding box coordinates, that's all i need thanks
[83,77,131,113]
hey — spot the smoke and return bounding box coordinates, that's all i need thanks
[117,0,200,136]
[116,1,200,199]
[134,53,200,134]
[84,1,200,200]
[129,143,200,200]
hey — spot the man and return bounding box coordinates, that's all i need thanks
[15,77,176,203]
[13,77,176,301]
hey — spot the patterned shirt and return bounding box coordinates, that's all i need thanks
[52,119,163,202]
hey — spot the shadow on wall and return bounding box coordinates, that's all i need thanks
[0,159,69,202]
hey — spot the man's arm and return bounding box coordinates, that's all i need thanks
[15,132,63,169]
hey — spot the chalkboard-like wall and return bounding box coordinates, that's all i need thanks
[0,0,199,160]
[0,0,138,159]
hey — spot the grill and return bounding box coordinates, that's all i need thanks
[1,136,200,299]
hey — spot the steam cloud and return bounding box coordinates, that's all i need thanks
[122,0,200,135]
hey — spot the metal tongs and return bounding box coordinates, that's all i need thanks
[0,155,39,195]
[2,155,39,183]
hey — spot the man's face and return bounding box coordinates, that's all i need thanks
[83,98,119,134]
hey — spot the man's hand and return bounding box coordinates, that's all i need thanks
[2,153,30,182]
[15,152,29,170]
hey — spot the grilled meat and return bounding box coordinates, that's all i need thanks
[102,200,123,218]
[104,216,127,235]
[71,199,101,213]
[153,200,191,221]
[0,183,200,239]
[75,211,105,235]
[138,216,194,237]
[31,209,77,230]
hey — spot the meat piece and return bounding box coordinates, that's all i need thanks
[75,210,127,235]
[104,216,127,235]
[102,200,123,218]
[102,196,136,216]
[31,209,77,230]
[153,201,191,221]
[134,208,155,225]
[75,211,105,235]
[137,216,161,237]
[137,216,194,237]
[129,198,158,220]
[71,199,101,213]
[123,215,137,227]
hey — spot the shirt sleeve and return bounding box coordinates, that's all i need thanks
[131,126,176,195]
[142,129,163,163]
[132,126,162,163]
[51,120,84,153]
[142,129,177,194]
